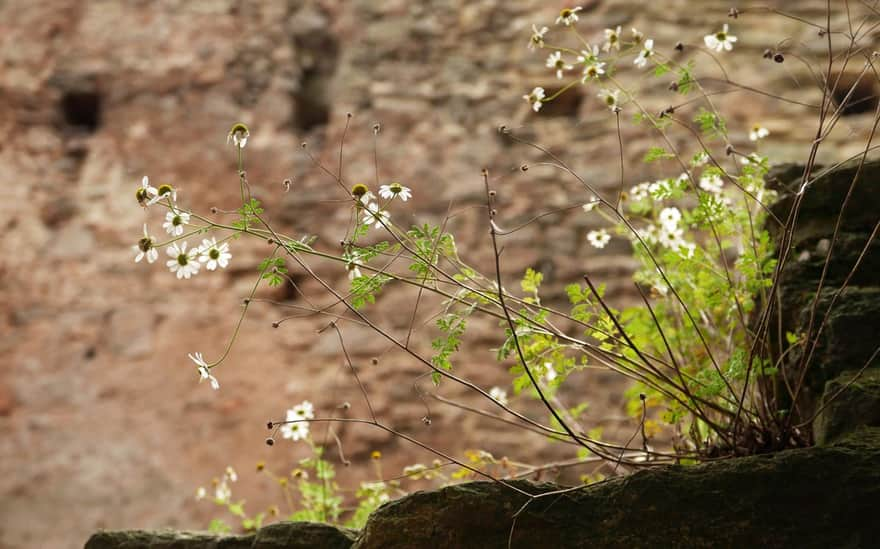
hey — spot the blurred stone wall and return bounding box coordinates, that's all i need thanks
[1,1,878,547]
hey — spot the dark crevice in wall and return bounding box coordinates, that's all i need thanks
[829,72,879,115]
[60,90,102,132]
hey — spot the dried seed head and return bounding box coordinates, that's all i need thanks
[773,53,785,63]
[265,437,275,446]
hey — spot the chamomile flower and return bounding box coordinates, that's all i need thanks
[198,237,232,271]
[523,87,545,112]
[133,224,158,263]
[577,44,600,65]
[749,125,769,141]
[227,122,249,148]
[190,352,220,390]
[489,387,508,406]
[362,202,390,228]
[225,466,238,483]
[658,226,684,249]
[582,196,600,212]
[704,24,737,52]
[215,481,231,503]
[544,362,558,383]
[691,152,710,167]
[281,401,314,441]
[379,182,412,201]
[659,207,682,230]
[528,24,548,51]
[598,88,621,112]
[556,6,582,26]
[587,229,611,249]
[195,487,207,500]
[740,153,764,165]
[166,241,200,279]
[634,39,655,68]
[630,182,650,201]
[135,176,158,207]
[147,183,178,206]
[546,51,573,79]
[603,26,622,51]
[343,251,363,280]
[699,174,724,194]
[631,28,645,45]
[679,241,696,259]
[162,210,190,236]
[581,61,606,82]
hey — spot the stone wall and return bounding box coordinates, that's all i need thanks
[2,1,880,547]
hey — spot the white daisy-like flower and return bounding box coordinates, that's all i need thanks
[227,123,249,149]
[634,39,654,68]
[603,26,622,51]
[195,487,207,500]
[630,182,650,201]
[648,178,673,200]
[136,176,158,207]
[489,386,508,406]
[699,174,724,194]
[598,88,621,112]
[704,24,737,52]
[162,210,191,236]
[344,251,363,280]
[658,226,684,249]
[215,481,231,503]
[190,352,219,390]
[528,24,548,51]
[166,241,200,279]
[659,207,682,229]
[523,86,545,112]
[378,182,412,201]
[147,183,178,206]
[555,6,582,26]
[638,224,658,245]
[133,223,159,264]
[631,28,645,45]
[281,401,314,441]
[581,61,606,82]
[582,196,600,212]
[587,229,611,249]
[691,152,710,167]
[198,237,232,271]
[679,241,696,259]
[362,202,390,228]
[749,125,769,141]
[544,362,558,383]
[546,51,573,79]
[740,153,761,165]
[577,44,600,65]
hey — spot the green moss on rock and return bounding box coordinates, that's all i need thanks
[355,430,880,548]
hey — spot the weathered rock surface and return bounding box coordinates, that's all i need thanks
[815,370,880,445]
[86,428,880,548]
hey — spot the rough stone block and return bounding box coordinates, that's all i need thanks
[815,369,880,445]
